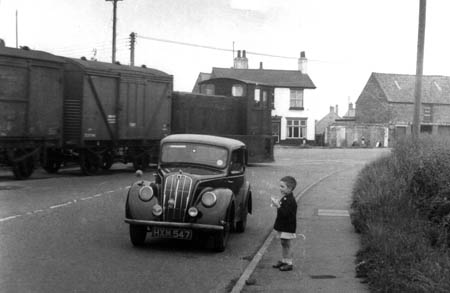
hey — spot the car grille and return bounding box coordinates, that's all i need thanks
[162,174,193,222]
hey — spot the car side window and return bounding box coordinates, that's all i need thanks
[230,150,244,174]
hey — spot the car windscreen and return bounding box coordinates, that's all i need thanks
[161,143,228,169]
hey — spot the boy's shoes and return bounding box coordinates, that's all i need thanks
[279,264,293,271]
[272,261,286,268]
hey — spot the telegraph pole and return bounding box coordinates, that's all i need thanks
[15,10,18,48]
[412,0,427,139]
[129,32,136,66]
[106,0,123,63]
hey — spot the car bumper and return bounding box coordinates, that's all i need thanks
[124,218,224,231]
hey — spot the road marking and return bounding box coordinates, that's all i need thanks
[1,185,129,224]
[49,201,73,209]
[317,209,349,217]
[231,168,347,293]
[0,215,21,222]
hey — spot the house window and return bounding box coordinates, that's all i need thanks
[289,89,304,110]
[254,88,260,105]
[262,90,267,106]
[423,105,432,123]
[287,118,307,138]
[232,84,245,97]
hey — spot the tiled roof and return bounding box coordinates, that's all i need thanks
[192,72,212,93]
[209,67,316,89]
[372,72,450,104]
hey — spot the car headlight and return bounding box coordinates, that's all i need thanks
[139,186,154,202]
[188,207,198,217]
[201,191,217,207]
[152,204,162,216]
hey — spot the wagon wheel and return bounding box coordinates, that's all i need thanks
[129,225,147,246]
[43,160,61,174]
[12,151,35,180]
[42,149,62,174]
[101,152,114,170]
[133,154,149,171]
[79,150,100,176]
[213,204,233,252]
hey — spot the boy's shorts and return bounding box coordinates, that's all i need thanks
[276,231,297,239]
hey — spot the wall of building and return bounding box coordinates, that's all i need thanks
[326,122,388,147]
[355,78,391,123]
[272,87,315,142]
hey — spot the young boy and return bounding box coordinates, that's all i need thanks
[271,176,297,271]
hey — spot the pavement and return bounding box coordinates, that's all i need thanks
[232,167,369,293]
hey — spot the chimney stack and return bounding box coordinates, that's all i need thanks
[259,62,263,69]
[233,49,248,69]
[298,51,308,73]
[349,102,353,110]
[335,104,339,115]
[330,106,335,113]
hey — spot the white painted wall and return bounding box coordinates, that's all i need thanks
[272,88,315,141]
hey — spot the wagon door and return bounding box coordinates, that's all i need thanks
[119,77,171,140]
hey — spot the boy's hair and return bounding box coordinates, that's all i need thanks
[281,176,297,191]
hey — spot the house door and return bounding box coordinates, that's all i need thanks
[272,121,281,143]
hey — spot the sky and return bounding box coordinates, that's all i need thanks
[1,0,449,120]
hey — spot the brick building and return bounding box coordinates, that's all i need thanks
[356,72,450,139]
[315,106,341,145]
[327,72,450,147]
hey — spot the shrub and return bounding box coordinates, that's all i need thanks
[351,135,450,292]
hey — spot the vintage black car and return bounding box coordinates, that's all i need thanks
[125,134,252,251]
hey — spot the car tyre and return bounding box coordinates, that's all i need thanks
[213,205,232,252]
[235,203,248,233]
[129,225,147,246]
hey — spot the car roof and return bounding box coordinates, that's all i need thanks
[161,134,246,150]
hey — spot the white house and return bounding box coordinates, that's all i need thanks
[193,50,316,144]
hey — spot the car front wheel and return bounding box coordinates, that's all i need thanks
[129,225,147,246]
[213,205,232,252]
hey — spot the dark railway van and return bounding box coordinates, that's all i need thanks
[171,91,274,163]
[58,58,173,175]
[0,44,173,179]
[0,45,65,179]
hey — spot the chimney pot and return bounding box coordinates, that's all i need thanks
[259,62,263,69]
[335,104,339,115]
[243,50,246,58]
[298,51,308,73]
[237,50,241,58]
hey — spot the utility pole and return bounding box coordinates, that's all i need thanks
[129,32,136,66]
[106,0,123,63]
[15,10,18,48]
[412,0,427,139]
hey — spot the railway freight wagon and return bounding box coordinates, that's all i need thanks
[57,58,173,175]
[171,92,274,163]
[0,45,65,179]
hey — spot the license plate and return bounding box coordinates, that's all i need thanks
[150,227,192,240]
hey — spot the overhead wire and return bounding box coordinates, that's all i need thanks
[136,34,334,63]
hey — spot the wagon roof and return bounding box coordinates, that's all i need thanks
[64,57,171,77]
[0,46,64,63]
[161,134,246,150]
